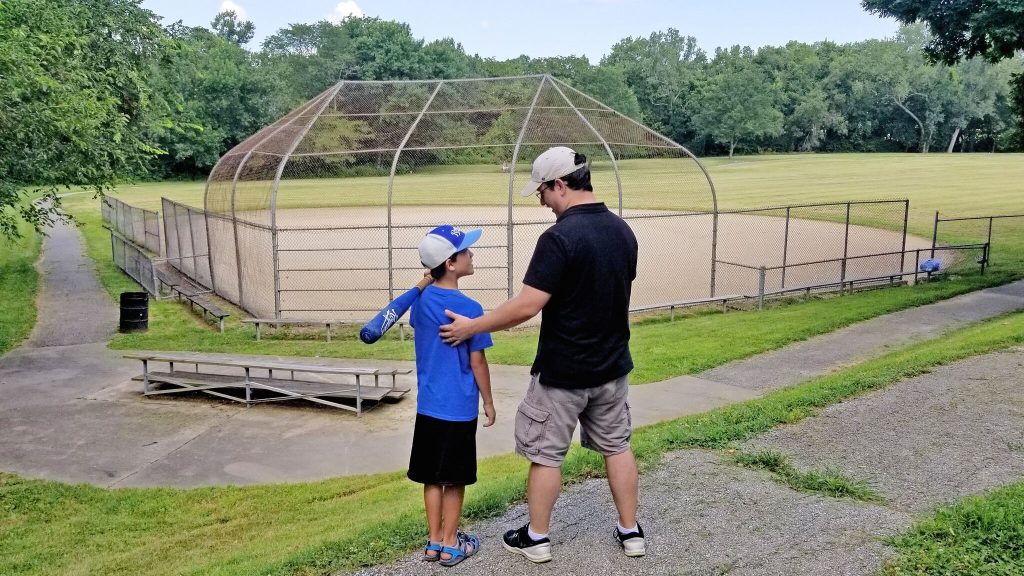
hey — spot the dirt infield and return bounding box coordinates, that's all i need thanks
[207,206,938,320]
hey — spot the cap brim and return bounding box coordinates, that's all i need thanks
[519,179,543,197]
[455,228,482,251]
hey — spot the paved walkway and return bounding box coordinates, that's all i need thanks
[0,220,1022,488]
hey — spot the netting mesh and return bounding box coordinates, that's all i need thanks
[197,75,718,319]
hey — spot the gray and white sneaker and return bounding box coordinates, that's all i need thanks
[615,523,646,557]
[502,524,553,563]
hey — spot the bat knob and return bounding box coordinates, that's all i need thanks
[359,327,377,344]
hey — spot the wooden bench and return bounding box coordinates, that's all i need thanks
[155,268,229,332]
[242,318,408,342]
[124,351,412,415]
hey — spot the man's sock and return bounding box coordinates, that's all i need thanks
[617,522,638,534]
[527,525,549,541]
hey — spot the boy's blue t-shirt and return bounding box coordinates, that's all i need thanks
[411,285,493,422]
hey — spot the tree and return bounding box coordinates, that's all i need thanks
[942,58,1003,151]
[755,42,847,151]
[211,10,254,46]
[863,0,1024,64]
[863,0,1024,148]
[146,23,285,177]
[603,29,707,146]
[0,0,167,240]
[690,47,784,157]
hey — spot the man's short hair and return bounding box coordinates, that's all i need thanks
[557,152,593,192]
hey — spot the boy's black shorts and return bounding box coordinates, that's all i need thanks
[408,413,478,486]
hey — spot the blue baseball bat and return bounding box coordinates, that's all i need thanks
[359,286,423,344]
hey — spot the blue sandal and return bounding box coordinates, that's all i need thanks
[423,540,443,562]
[439,531,480,567]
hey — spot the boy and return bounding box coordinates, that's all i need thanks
[408,224,496,567]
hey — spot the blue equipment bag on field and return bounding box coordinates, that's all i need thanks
[919,259,941,273]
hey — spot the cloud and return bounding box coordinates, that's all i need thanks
[219,0,247,19]
[328,1,365,23]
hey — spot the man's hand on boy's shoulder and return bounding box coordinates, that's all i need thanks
[482,402,496,427]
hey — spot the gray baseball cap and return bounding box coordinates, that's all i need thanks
[518,146,587,197]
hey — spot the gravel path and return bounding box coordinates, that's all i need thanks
[742,347,1024,514]
[352,346,1024,576]
[356,450,910,576]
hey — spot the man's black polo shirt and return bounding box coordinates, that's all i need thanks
[522,202,638,389]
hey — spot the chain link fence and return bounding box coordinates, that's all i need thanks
[932,212,1024,269]
[712,200,915,297]
[161,197,213,289]
[107,227,159,295]
[101,196,161,254]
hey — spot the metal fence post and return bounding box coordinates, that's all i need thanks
[986,216,994,267]
[781,206,790,289]
[900,200,909,274]
[173,203,184,270]
[758,266,766,311]
[188,206,200,275]
[841,203,850,290]
[931,210,939,258]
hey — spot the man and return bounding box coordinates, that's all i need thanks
[440,146,643,563]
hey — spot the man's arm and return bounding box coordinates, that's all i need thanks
[440,284,550,345]
[470,349,495,427]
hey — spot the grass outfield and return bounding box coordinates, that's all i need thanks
[3,310,1023,576]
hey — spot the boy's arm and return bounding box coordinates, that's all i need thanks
[470,349,495,427]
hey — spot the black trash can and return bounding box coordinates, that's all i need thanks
[119,292,149,332]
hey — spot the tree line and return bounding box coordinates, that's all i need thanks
[0,0,1021,238]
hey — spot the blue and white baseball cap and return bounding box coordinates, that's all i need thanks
[418,225,482,268]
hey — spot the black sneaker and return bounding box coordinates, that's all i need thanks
[615,523,646,557]
[502,524,552,563]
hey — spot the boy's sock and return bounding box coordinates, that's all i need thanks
[617,522,638,534]
[527,525,549,541]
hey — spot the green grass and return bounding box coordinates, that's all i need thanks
[882,481,1024,575]
[3,309,1023,576]
[0,219,41,355]
[732,449,884,503]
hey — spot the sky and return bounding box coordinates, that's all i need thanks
[140,0,900,62]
